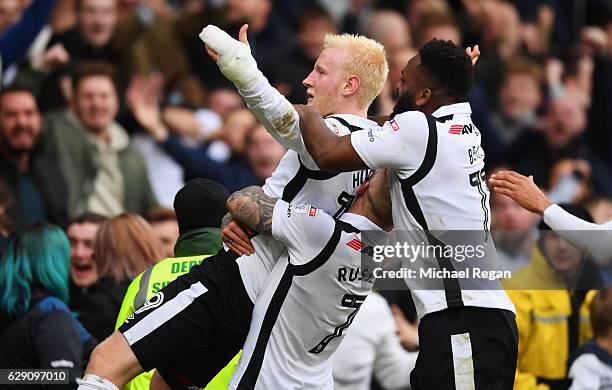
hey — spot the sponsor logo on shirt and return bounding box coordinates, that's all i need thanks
[293,204,310,214]
[367,129,375,142]
[346,238,363,251]
[449,123,475,135]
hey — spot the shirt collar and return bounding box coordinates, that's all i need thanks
[432,102,472,118]
[339,212,384,231]
[330,114,378,128]
[85,121,130,152]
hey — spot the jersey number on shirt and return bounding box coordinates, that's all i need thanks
[469,168,490,237]
[308,294,367,354]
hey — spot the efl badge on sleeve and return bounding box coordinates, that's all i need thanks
[390,119,400,132]
[308,206,318,217]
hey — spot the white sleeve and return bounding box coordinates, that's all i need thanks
[543,204,612,261]
[568,354,602,390]
[237,79,307,155]
[351,111,430,170]
[371,296,417,390]
[271,200,336,265]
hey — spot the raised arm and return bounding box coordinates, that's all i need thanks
[490,170,612,260]
[199,24,307,154]
[295,105,368,172]
[226,186,278,236]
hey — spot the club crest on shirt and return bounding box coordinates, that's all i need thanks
[134,291,165,315]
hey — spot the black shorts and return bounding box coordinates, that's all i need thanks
[118,249,253,388]
[410,306,518,390]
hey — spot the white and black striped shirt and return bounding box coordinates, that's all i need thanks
[351,103,515,318]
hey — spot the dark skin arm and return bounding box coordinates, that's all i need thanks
[294,105,368,172]
[369,115,389,126]
[227,186,278,236]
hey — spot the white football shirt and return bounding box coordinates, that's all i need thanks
[236,114,376,302]
[351,103,515,318]
[230,200,388,389]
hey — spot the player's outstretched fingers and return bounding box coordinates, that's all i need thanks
[489,178,517,191]
[492,187,514,197]
[466,45,480,65]
[502,170,527,182]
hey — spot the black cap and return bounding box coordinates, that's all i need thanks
[173,179,230,234]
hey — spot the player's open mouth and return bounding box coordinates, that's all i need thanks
[73,263,93,271]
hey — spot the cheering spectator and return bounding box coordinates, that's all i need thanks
[146,207,179,259]
[40,61,157,218]
[507,95,590,188]
[129,72,285,191]
[490,59,544,161]
[364,10,411,57]
[0,0,56,75]
[0,223,96,388]
[503,205,603,389]
[0,87,68,228]
[68,213,108,340]
[262,5,337,104]
[79,213,163,341]
[414,11,461,47]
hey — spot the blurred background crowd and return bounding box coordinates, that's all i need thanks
[0,0,612,389]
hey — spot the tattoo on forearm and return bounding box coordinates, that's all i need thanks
[227,186,277,236]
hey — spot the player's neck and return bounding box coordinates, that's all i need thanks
[595,335,612,355]
[421,97,456,115]
[332,103,368,118]
[348,197,392,231]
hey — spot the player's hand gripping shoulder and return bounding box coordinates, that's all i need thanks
[227,186,278,236]
[199,24,265,90]
[221,212,255,256]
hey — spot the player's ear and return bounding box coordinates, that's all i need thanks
[415,88,432,108]
[343,75,361,98]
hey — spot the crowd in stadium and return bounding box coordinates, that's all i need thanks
[0,0,612,389]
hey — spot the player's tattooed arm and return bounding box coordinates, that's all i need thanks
[227,186,278,236]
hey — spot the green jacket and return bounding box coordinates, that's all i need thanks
[40,110,157,218]
[115,227,239,390]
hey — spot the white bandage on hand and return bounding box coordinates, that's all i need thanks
[76,374,120,390]
[199,25,265,90]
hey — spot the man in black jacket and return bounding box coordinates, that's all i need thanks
[0,87,68,228]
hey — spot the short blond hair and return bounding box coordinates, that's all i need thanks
[323,33,389,108]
